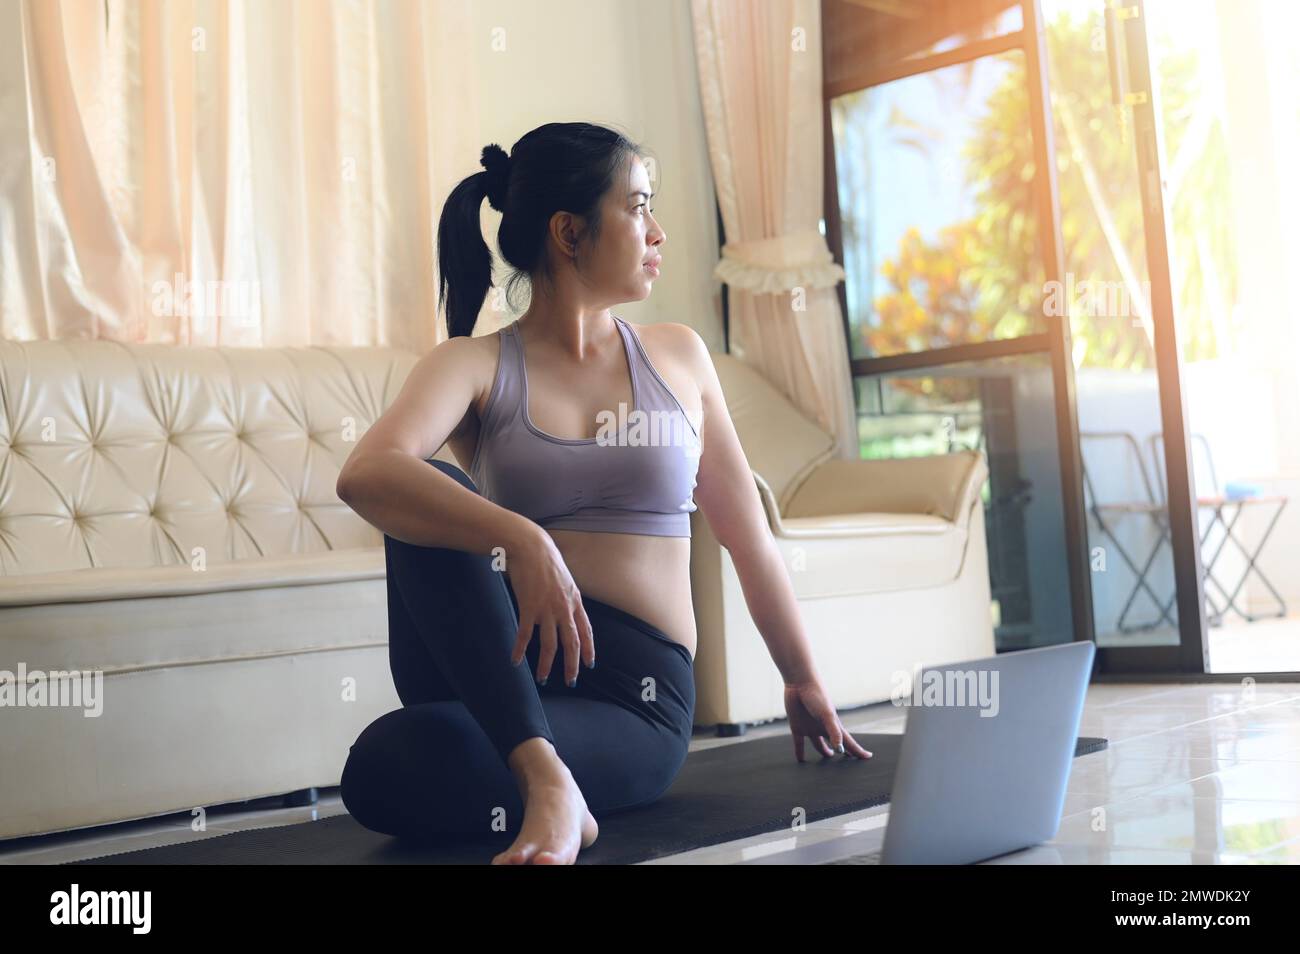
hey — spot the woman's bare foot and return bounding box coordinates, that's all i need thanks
[493,738,599,865]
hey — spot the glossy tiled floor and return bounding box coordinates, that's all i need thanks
[1098,613,1300,674]
[3,682,1298,865]
[1210,614,1300,673]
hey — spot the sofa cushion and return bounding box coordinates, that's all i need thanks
[782,452,987,527]
[773,515,972,598]
[778,511,954,537]
[0,546,385,607]
[0,547,387,674]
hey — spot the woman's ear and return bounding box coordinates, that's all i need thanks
[548,210,583,260]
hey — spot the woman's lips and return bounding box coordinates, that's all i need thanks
[644,258,661,276]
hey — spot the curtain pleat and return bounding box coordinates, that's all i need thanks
[690,0,858,459]
[2,0,479,353]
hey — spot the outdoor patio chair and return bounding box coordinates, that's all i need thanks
[1079,431,1177,633]
[1146,433,1288,625]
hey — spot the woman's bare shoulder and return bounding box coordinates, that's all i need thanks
[623,320,711,414]
[622,319,708,360]
[426,326,506,430]
[638,321,711,374]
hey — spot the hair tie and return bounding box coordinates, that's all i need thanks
[480,143,511,212]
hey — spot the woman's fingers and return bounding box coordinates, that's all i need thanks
[557,613,581,686]
[511,616,534,667]
[823,722,844,753]
[535,616,558,684]
[843,730,873,759]
[817,720,874,760]
[512,600,592,687]
[575,602,595,669]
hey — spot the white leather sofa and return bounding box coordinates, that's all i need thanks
[0,335,992,840]
[690,354,994,731]
[0,338,422,841]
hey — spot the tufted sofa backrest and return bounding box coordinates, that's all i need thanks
[0,339,421,577]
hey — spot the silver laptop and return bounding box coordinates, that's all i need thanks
[827,640,1095,865]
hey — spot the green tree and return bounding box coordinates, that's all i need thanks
[866,9,1235,379]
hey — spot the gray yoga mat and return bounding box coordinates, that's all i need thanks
[67,733,1107,865]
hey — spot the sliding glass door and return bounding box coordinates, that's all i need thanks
[824,0,1092,654]
[823,0,1213,673]
[1114,0,1300,675]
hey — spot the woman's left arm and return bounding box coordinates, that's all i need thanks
[671,325,873,763]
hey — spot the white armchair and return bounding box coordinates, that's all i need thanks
[690,353,995,733]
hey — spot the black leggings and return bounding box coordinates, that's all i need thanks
[339,459,696,841]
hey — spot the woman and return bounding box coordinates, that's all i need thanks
[336,122,871,865]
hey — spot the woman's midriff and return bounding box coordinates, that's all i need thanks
[506,529,697,661]
[452,358,698,661]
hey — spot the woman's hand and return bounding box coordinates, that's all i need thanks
[783,679,874,763]
[505,524,595,688]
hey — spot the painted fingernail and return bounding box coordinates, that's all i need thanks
[837,742,845,754]
[538,676,547,686]
[567,677,577,688]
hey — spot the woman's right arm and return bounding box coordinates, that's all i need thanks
[334,335,540,558]
[336,334,595,684]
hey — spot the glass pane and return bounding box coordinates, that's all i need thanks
[1145,0,1300,672]
[1043,0,1181,649]
[831,49,1046,361]
[857,352,1075,652]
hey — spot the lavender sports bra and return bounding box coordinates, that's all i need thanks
[468,316,702,537]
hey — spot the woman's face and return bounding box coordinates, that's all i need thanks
[579,154,666,303]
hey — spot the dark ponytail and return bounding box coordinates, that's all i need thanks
[435,122,649,339]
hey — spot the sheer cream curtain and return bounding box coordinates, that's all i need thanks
[1,0,477,352]
[690,0,858,459]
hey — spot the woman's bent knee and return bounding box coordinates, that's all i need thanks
[381,460,484,564]
[425,457,478,494]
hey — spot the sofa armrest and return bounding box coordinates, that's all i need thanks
[779,450,988,528]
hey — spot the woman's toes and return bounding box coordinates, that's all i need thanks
[493,841,534,864]
[581,810,599,849]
